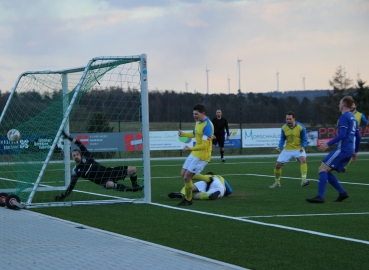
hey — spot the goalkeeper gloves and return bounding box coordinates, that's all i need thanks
[61,130,74,141]
[300,147,305,153]
[275,147,281,153]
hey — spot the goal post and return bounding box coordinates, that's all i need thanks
[0,54,151,208]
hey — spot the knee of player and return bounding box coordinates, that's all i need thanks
[127,166,137,175]
[105,181,115,189]
[275,162,282,169]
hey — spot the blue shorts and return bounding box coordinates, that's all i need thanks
[323,148,352,173]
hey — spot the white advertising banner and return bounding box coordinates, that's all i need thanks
[149,130,194,150]
[242,128,281,148]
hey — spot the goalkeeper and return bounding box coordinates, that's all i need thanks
[55,131,142,201]
[269,111,309,188]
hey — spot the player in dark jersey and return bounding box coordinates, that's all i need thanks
[306,96,361,203]
[211,109,230,162]
[55,131,143,201]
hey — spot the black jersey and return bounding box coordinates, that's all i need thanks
[211,117,230,137]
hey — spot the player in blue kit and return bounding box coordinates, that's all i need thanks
[306,96,361,203]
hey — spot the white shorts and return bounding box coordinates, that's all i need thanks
[194,177,225,198]
[182,154,208,175]
[277,149,306,165]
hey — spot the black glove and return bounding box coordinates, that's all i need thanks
[61,130,73,141]
[55,193,66,201]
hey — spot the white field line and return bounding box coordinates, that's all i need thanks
[150,202,369,245]
[240,212,369,218]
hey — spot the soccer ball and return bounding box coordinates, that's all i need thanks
[7,129,21,142]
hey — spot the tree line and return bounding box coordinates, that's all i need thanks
[0,66,368,127]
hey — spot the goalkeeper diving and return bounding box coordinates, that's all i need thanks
[55,131,143,201]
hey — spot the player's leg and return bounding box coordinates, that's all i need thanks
[297,153,309,187]
[192,174,212,182]
[104,180,143,192]
[218,137,225,162]
[342,158,352,172]
[127,166,138,187]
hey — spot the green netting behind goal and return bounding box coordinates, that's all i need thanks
[0,55,150,208]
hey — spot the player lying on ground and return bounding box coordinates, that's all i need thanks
[168,172,233,200]
[55,131,143,201]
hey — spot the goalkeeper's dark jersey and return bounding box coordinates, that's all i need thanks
[211,117,230,137]
[71,140,126,185]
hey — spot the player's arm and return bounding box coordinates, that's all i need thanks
[62,130,89,156]
[189,125,212,151]
[179,129,195,138]
[300,125,308,152]
[277,128,286,151]
[224,119,230,137]
[55,172,79,201]
[361,114,368,126]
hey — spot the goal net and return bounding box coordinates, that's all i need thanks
[0,55,151,208]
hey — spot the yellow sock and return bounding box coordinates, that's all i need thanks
[199,193,210,200]
[192,174,212,182]
[301,163,307,180]
[344,158,352,170]
[184,181,193,201]
[180,186,185,195]
[274,168,282,184]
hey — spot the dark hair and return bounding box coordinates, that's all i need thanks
[193,104,206,113]
[72,149,81,154]
[286,111,295,118]
[206,172,215,175]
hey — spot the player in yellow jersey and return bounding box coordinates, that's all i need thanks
[269,111,309,188]
[177,104,214,206]
[168,172,233,200]
[342,101,368,172]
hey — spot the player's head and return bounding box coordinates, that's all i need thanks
[340,96,355,112]
[72,149,82,164]
[286,111,296,127]
[350,101,357,112]
[193,104,206,121]
[216,110,222,119]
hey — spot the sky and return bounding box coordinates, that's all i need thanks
[0,0,368,95]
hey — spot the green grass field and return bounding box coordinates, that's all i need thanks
[30,154,369,270]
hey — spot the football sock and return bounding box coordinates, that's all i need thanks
[184,181,193,201]
[220,150,224,158]
[318,171,328,198]
[200,193,210,200]
[192,174,212,182]
[180,186,185,195]
[130,173,138,187]
[327,173,345,193]
[301,163,308,180]
[274,168,282,184]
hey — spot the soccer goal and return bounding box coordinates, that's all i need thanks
[0,55,151,209]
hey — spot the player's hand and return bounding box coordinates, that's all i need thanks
[275,147,281,153]
[300,147,305,153]
[183,145,190,151]
[318,142,329,152]
[55,193,66,201]
[212,135,216,139]
[178,129,183,137]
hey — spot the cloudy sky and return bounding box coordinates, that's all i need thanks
[0,0,368,95]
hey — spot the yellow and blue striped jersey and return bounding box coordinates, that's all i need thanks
[278,121,307,150]
[213,174,226,191]
[353,111,368,126]
[182,117,214,162]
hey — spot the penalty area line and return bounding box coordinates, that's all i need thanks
[240,212,369,218]
[150,202,369,246]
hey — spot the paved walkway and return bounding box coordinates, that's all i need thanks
[1,207,247,269]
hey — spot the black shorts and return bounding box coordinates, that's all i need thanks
[213,135,225,148]
[90,166,128,185]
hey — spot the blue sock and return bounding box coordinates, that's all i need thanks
[327,173,345,194]
[318,172,328,198]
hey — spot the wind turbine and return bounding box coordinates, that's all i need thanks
[185,79,188,93]
[343,68,347,90]
[302,75,306,91]
[276,69,280,91]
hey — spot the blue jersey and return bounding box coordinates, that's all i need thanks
[328,112,360,153]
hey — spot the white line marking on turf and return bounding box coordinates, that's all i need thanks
[151,202,369,245]
[240,212,369,218]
